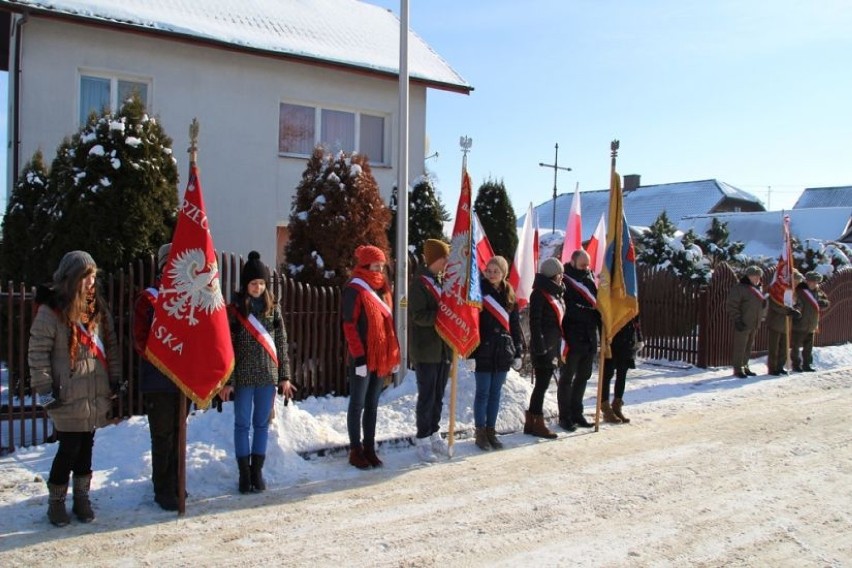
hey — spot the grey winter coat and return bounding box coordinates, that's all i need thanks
[28,303,120,432]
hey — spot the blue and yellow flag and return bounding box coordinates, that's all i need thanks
[597,169,639,344]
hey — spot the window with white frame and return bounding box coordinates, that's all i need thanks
[79,73,150,125]
[279,102,387,165]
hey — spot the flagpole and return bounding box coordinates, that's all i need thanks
[176,119,200,516]
[595,140,619,433]
[783,213,793,370]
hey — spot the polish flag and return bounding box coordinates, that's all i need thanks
[586,213,607,279]
[472,212,495,274]
[560,184,582,263]
[510,203,538,308]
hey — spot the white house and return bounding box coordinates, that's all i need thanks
[0,0,471,267]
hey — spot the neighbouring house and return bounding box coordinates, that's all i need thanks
[793,186,852,209]
[0,0,471,267]
[679,207,852,258]
[520,175,765,238]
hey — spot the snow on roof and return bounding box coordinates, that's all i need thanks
[678,207,852,258]
[519,179,763,238]
[0,0,470,92]
[793,186,852,209]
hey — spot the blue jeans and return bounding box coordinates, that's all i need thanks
[347,371,384,448]
[233,384,276,458]
[474,371,507,428]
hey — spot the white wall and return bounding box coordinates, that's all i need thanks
[16,17,428,266]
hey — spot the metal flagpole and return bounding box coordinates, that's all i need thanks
[394,0,410,380]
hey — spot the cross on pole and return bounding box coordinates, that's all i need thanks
[538,143,572,232]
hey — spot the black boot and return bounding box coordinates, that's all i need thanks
[237,457,252,494]
[802,365,817,372]
[573,415,594,428]
[250,454,266,492]
[744,368,757,377]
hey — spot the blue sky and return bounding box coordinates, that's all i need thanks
[2,1,851,223]
[369,0,852,221]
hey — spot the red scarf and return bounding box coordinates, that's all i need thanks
[68,289,98,369]
[350,267,401,377]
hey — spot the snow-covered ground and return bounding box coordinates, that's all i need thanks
[1,345,852,566]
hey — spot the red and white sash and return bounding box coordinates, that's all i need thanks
[350,278,393,319]
[231,308,278,366]
[746,285,766,303]
[483,294,510,332]
[565,276,597,307]
[541,291,569,361]
[77,322,108,370]
[419,274,442,303]
[801,288,821,313]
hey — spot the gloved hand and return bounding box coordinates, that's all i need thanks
[734,319,747,332]
[786,307,801,319]
[511,358,522,371]
[392,364,400,374]
[37,391,60,410]
[355,365,368,377]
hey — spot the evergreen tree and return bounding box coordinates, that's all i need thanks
[0,151,55,283]
[694,217,746,269]
[387,175,449,260]
[285,148,392,287]
[473,177,517,260]
[636,211,677,266]
[47,95,179,274]
[636,211,710,282]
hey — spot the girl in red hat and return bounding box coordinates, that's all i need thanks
[341,245,401,469]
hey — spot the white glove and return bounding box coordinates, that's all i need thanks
[355,365,368,377]
[464,359,476,372]
[511,358,522,371]
[392,364,400,374]
[634,341,645,354]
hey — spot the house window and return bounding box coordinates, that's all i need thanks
[279,103,387,164]
[79,73,149,125]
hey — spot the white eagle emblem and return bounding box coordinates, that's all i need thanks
[160,248,226,326]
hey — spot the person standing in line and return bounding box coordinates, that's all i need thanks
[725,265,766,378]
[791,271,830,372]
[408,239,452,462]
[29,251,121,526]
[600,317,643,424]
[341,245,401,469]
[559,250,600,431]
[765,270,802,376]
[524,257,566,439]
[470,256,523,451]
[220,251,294,493]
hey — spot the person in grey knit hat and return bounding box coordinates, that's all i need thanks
[30,250,120,526]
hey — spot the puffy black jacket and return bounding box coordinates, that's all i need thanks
[529,274,566,370]
[472,280,522,372]
[562,263,601,354]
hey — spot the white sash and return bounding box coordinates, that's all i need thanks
[483,294,510,331]
[565,276,597,307]
[801,288,821,312]
[350,278,393,318]
[419,274,442,302]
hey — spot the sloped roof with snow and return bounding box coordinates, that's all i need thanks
[520,179,764,238]
[793,186,852,209]
[678,207,852,258]
[0,0,470,92]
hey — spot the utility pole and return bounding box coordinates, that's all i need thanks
[538,143,572,231]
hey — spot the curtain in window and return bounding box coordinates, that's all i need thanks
[359,114,384,164]
[279,103,315,155]
[80,76,110,125]
[321,109,355,154]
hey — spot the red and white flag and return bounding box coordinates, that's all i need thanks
[472,212,495,274]
[560,183,582,263]
[145,163,235,407]
[769,213,794,307]
[510,203,538,308]
[586,212,607,279]
[435,169,481,358]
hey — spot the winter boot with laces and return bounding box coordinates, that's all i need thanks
[47,482,71,527]
[72,473,95,523]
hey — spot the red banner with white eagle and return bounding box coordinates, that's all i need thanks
[145,164,234,407]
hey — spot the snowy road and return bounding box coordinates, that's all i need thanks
[2,367,850,566]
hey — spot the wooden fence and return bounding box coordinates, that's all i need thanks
[4,257,852,452]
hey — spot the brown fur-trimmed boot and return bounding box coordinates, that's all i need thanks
[612,398,630,423]
[71,473,95,523]
[601,400,622,424]
[474,427,491,451]
[47,483,70,527]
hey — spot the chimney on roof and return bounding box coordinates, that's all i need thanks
[623,174,641,192]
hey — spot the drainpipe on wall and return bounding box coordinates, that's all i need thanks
[10,11,28,190]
